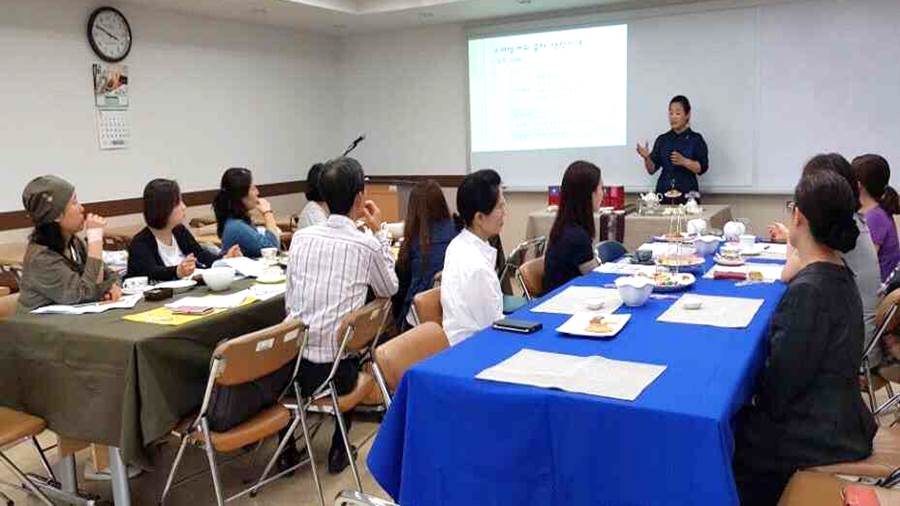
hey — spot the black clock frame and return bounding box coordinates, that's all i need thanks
[87,6,132,63]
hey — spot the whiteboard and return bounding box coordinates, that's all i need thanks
[467,0,900,193]
[757,0,900,191]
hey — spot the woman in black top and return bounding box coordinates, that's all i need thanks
[636,95,709,204]
[733,168,876,506]
[127,179,241,281]
[543,161,604,292]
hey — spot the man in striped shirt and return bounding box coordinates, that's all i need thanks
[285,157,398,473]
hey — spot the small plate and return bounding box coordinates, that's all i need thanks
[650,272,696,293]
[155,279,198,293]
[556,312,632,339]
[655,255,705,268]
[257,273,287,284]
[714,255,746,266]
[122,286,149,296]
[653,233,695,243]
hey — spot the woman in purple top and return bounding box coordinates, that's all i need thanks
[853,154,900,281]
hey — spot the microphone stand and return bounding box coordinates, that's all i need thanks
[342,135,366,157]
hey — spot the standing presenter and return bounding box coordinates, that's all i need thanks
[636,95,709,204]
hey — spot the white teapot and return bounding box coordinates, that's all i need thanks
[723,221,747,241]
[684,197,701,215]
[640,192,662,208]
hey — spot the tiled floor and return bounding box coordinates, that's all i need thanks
[0,417,389,505]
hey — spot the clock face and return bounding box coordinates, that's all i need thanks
[88,7,132,62]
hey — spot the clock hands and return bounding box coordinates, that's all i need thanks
[96,25,120,41]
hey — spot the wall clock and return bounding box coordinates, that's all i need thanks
[87,7,132,63]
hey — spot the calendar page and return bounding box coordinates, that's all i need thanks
[96,109,129,150]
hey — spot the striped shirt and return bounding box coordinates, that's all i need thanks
[286,214,399,363]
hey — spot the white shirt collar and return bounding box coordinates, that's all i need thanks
[326,214,357,230]
[459,228,497,266]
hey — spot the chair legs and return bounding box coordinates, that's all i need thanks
[159,434,190,505]
[0,451,55,506]
[865,367,879,412]
[200,419,226,506]
[299,401,326,506]
[330,383,363,492]
[371,362,392,410]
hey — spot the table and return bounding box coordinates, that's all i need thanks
[624,204,733,250]
[525,204,733,252]
[525,210,627,245]
[0,280,286,504]
[368,255,787,505]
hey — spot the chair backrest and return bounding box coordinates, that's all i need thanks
[517,257,545,300]
[597,240,627,263]
[375,322,449,392]
[412,287,442,325]
[213,319,304,386]
[878,288,900,333]
[334,298,392,353]
[0,293,19,319]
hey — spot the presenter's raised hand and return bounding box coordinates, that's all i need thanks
[636,141,651,160]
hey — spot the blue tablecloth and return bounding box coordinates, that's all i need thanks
[368,257,787,506]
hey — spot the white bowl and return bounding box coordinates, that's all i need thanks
[693,235,722,256]
[202,267,236,292]
[614,276,654,307]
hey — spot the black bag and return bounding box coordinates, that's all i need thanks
[205,360,295,432]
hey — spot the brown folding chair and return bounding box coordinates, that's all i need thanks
[334,490,398,506]
[777,470,900,506]
[516,256,545,301]
[411,286,442,326]
[369,322,449,410]
[861,289,900,413]
[159,319,317,506]
[305,299,391,494]
[806,426,900,481]
[0,408,55,506]
[0,293,18,319]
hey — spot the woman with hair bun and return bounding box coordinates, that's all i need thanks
[733,169,876,506]
[853,154,900,281]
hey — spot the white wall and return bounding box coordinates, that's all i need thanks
[338,0,900,194]
[0,0,342,212]
[338,24,469,175]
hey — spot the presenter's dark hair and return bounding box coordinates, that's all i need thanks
[318,157,365,216]
[794,171,859,253]
[853,154,900,215]
[801,153,860,211]
[213,167,253,237]
[457,169,502,228]
[670,95,691,114]
[143,179,182,230]
[305,163,326,202]
[549,161,602,246]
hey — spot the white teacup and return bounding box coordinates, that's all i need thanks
[260,247,278,264]
[740,234,757,250]
[123,276,148,291]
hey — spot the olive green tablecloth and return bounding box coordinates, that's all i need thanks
[0,280,285,464]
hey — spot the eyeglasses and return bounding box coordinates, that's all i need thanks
[785,200,797,213]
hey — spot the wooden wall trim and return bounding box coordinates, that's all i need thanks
[0,180,308,232]
[0,176,469,232]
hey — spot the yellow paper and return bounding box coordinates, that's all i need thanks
[123,307,225,326]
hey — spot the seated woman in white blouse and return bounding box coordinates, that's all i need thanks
[441,169,507,345]
[127,179,241,281]
[298,163,329,229]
